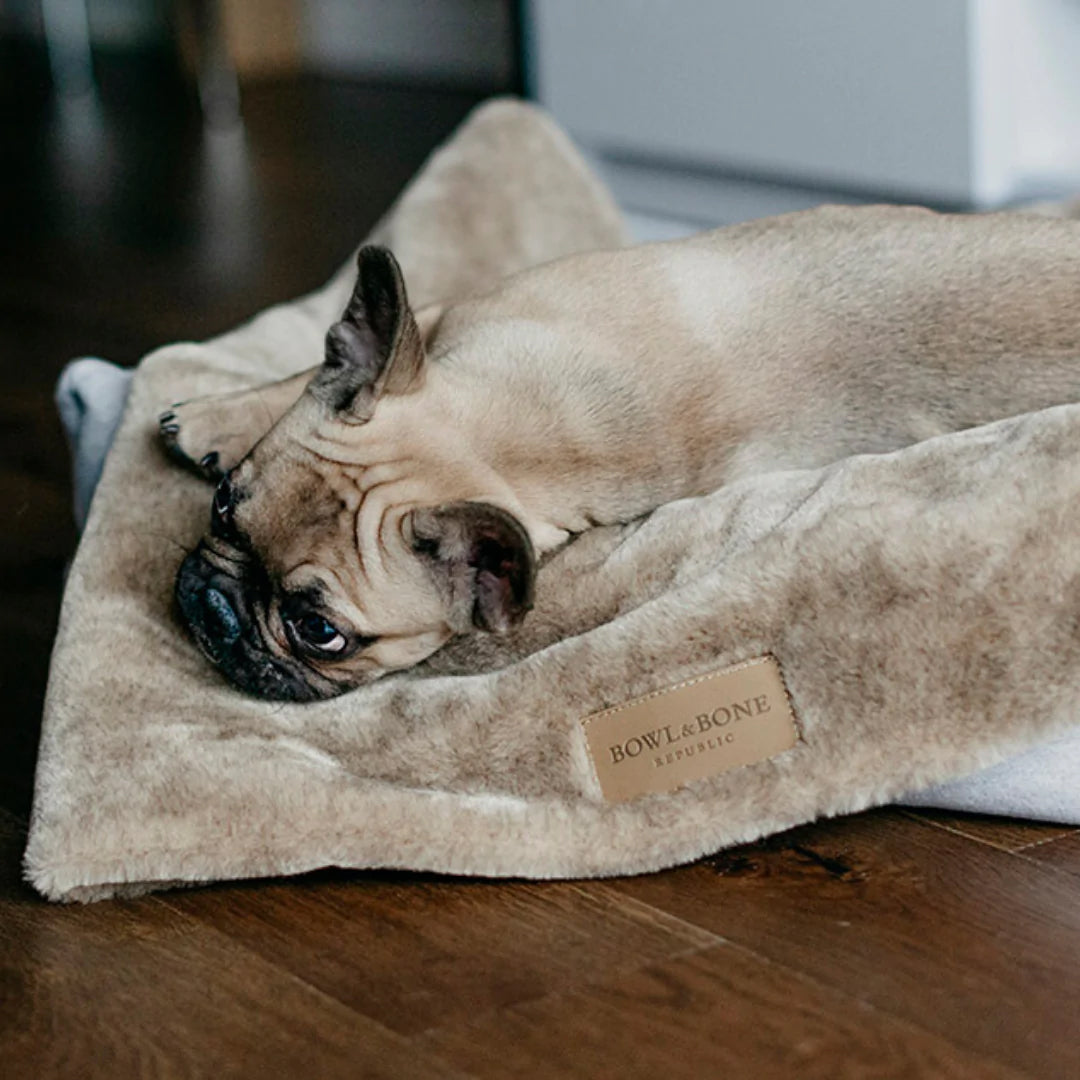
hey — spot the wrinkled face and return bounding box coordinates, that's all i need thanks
[174,246,536,701]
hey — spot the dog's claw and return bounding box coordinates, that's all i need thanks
[156,400,230,483]
[196,451,225,480]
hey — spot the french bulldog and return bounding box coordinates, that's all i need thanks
[161,204,1080,700]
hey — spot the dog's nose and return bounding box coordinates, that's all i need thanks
[202,586,241,645]
[175,545,247,657]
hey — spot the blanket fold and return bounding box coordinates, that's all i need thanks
[26,99,1080,903]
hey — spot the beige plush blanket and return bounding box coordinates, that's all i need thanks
[25,100,1080,902]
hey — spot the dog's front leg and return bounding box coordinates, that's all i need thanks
[158,367,315,481]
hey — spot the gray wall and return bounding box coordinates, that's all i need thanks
[528,0,1080,217]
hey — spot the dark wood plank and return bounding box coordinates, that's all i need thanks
[609,807,1080,1078]
[0,583,63,824]
[166,873,717,1036]
[420,942,1026,1080]
[0,76,492,350]
[0,811,463,1079]
[902,808,1079,852]
[1017,830,1080,875]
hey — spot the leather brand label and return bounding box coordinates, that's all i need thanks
[582,656,798,802]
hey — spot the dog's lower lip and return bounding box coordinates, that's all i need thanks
[190,625,223,663]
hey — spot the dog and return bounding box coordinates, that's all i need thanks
[160,204,1080,701]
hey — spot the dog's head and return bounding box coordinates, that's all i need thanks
[174,247,536,701]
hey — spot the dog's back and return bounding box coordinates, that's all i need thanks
[430,205,1080,514]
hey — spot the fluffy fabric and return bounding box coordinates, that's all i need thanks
[26,100,1080,902]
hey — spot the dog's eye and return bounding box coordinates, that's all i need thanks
[288,612,347,654]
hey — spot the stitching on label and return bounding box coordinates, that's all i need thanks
[581,655,774,727]
[773,662,801,742]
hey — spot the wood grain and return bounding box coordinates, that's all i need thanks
[902,808,1078,852]
[0,812,462,1080]
[1017,830,1080,876]
[420,942,1026,1080]
[167,873,717,1035]
[612,807,1080,1077]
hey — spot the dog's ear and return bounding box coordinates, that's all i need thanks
[312,246,426,421]
[410,502,536,634]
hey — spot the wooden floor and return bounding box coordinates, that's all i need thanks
[3,60,1080,1079]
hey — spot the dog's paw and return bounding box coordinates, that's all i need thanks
[158,398,248,482]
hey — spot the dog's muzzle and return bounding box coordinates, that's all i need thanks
[175,544,247,663]
[174,543,323,701]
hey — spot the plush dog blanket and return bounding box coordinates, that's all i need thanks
[26,100,1080,902]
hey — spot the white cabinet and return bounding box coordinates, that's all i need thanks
[528,0,1080,220]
